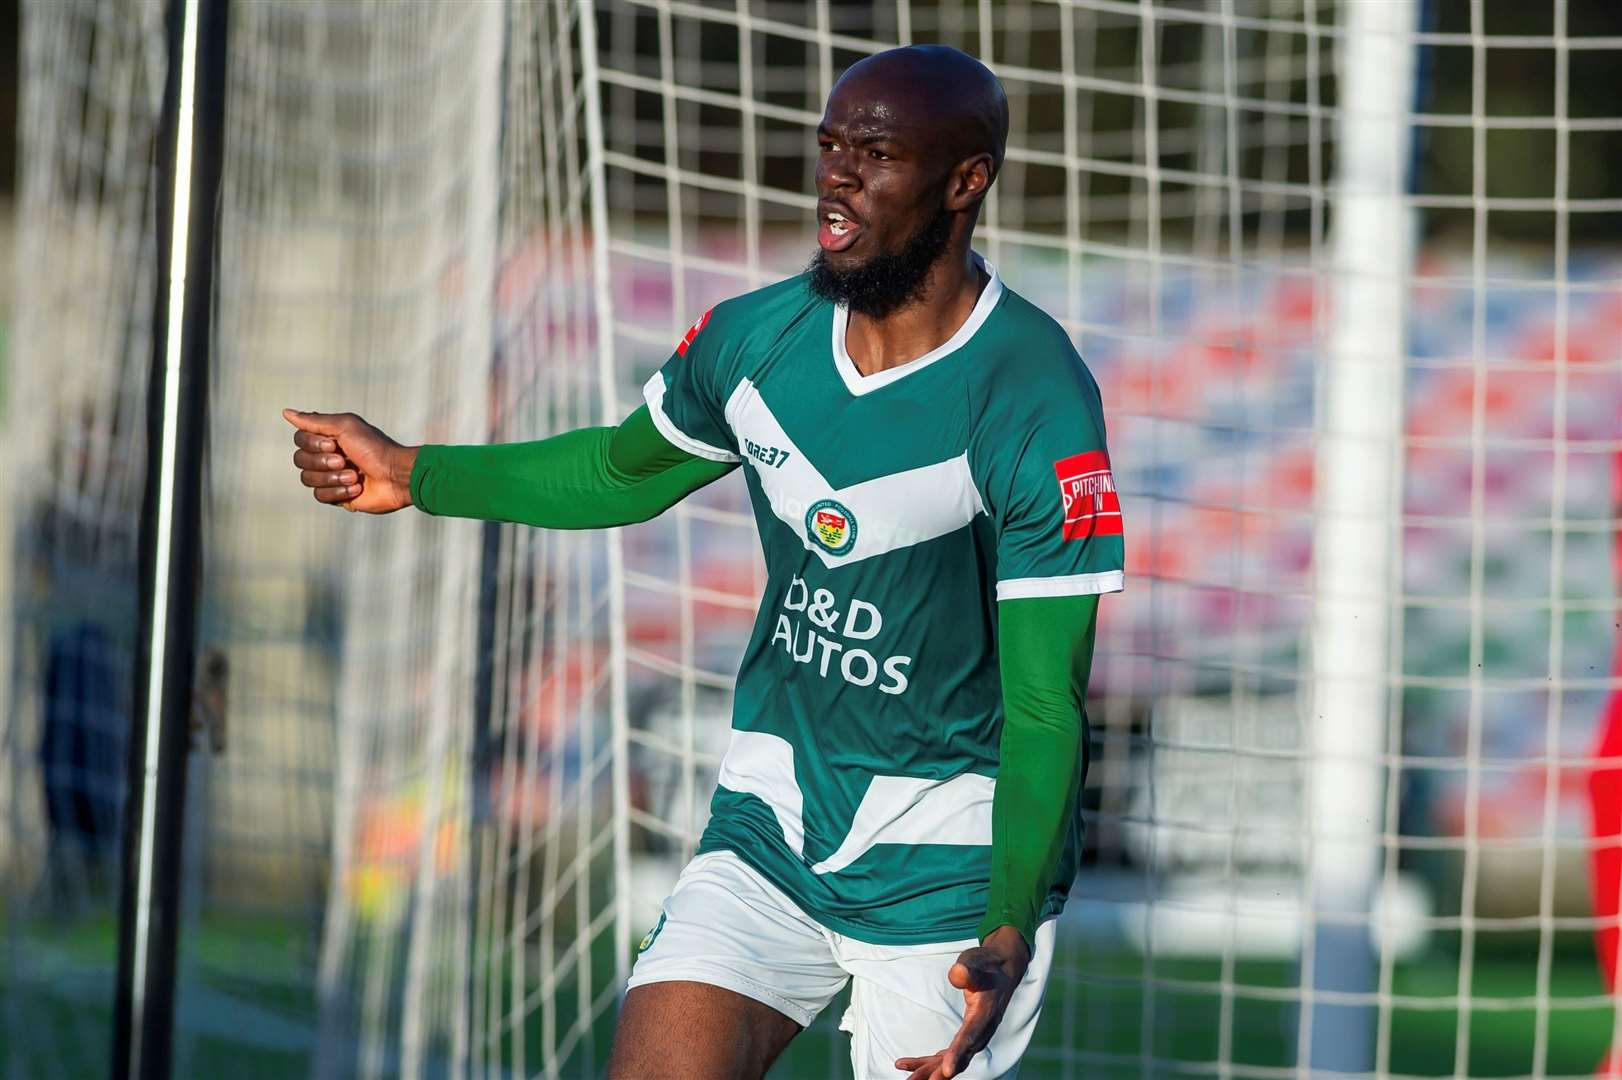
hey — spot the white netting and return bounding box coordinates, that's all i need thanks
[214,3,622,1076]
[5,2,623,1076]
[5,1,1622,1078]
[594,3,1622,1078]
[3,0,163,1074]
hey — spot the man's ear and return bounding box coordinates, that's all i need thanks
[945,152,996,212]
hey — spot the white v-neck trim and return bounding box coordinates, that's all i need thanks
[831,253,1003,397]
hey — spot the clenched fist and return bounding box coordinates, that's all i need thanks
[282,409,418,514]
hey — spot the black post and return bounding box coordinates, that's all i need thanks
[112,0,229,1076]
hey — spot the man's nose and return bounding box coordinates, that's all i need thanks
[817,149,859,194]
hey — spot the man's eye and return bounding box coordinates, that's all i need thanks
[869,149,890,161]
[819,141,836,152]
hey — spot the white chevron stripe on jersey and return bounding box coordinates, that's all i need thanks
[723,378,984,568]
[715,728,806,857]
[809,772,995,876]
[715,727,994,878]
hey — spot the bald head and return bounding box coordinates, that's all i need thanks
[833,46,1009,180]
[809,46,1007,316]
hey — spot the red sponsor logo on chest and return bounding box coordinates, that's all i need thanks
[675,308,713,357]
[1054,451,1123,541]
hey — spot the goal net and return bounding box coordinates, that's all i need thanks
[5,1,1621,1078]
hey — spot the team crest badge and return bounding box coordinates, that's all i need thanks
[637,911,667,954]
[805,498,858,556]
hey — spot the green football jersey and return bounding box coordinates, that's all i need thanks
[643,257,1124,945]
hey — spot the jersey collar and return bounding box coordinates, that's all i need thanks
[830,253,1004,397]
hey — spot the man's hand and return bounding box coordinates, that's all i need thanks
[895,925,1030,1080]
[283,409,417,514]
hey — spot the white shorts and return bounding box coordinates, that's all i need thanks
[625,851,1056,1080]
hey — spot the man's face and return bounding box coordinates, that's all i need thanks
[813,79,947,268]
[809,78,955,315]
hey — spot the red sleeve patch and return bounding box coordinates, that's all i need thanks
[1055,451,1123,540]
[674,308,713,357]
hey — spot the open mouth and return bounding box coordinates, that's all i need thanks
[818,209,862,253]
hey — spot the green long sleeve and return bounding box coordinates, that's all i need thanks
[409,404,736,528]
[978,593,1099,950]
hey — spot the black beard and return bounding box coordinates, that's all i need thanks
[806,208,954,318]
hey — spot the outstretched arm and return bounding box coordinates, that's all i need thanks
[411,405,735,527]
[897,592,1097,1080]
[283,405,735,526]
